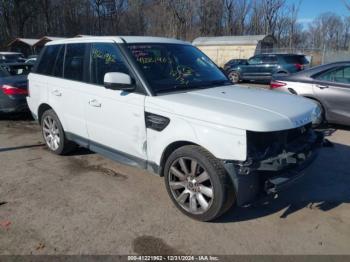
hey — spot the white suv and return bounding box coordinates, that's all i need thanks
[27,36,323,221]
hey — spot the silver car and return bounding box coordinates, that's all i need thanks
[270,61,350,126]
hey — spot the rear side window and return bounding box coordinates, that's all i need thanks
[36,45,61,75]
[261,55,277,64]
[316,66,350,84]
[90,43,129,85]
[64,44,86,81]
[248,56,262,65]
[281,55,308,65]
[52,46,65,77]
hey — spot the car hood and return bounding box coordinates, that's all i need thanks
[146,85,316,132]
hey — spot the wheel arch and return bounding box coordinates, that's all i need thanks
[302,96,327,122]
[159,140,199,177]
[38,103,53,124]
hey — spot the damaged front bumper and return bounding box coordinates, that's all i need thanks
[223,125,324,206]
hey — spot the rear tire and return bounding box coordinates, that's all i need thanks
[164,145,235,222]
[41,109,76,155]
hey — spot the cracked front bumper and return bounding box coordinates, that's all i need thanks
[223,130,324,206]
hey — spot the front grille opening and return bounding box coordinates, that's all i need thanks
[247,124,312,159]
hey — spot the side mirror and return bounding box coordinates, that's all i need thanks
[104,72,135,91]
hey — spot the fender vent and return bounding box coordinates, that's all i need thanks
[145,112,170,131]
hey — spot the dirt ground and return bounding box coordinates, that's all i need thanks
[0,115,350,255]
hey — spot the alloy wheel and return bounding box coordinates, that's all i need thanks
[42,115,60,151]
[168,157,214,215]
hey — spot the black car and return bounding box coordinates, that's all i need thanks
[0,63,32,114]
[224,54,309,83]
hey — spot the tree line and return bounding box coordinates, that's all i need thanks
[1,0,350,51]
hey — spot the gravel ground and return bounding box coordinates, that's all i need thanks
[0,115,350,255]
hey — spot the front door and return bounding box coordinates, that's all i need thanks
[84,42,147,166]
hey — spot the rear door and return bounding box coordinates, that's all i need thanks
[242,55,277,80]
[28,45,61,118]
[260,55,278,78]
[47,43,90,143]
[313,66,350,125]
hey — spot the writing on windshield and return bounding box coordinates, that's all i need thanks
[127,44,229,94]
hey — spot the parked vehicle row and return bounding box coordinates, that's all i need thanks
[27,36,323,221]
[0,63,32,114]
[0,51,36,114]
[224,53,309,83]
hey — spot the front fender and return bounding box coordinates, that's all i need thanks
[146,111,247,166]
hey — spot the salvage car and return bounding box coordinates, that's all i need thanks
[225,53,309,83]
[0,63,32,114]
[271,61,350,126]
[27,37,323,221]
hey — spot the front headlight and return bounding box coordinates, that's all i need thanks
[311,103,322,126]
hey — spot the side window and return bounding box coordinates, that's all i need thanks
[90,43,129,85]
[36,45,61,75]
[64,43,86,82]
[317,66,350,85]
[261,55,277,64]
[52,45,65,77]
[248,56,262,65]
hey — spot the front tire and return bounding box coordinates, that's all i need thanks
[164,145,235,221]
[228,71,240,83]
[41,109,76,155]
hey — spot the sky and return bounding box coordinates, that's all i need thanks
[286,0,349,25]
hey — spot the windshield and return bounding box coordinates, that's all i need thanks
[127,43,230,94]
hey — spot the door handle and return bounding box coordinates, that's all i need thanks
[316,84,329,89]
[52,89,62,96]
[89,99,101,107]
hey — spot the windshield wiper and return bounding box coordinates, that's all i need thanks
[155,80,232,94]
[156,85,195,94]
[199,80,232,88]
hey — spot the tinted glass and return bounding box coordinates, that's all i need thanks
[248,56,262,65]
[317,66,350,84]
[36,45,61,75]
[282,55,308,64]
[261,55,277,63]
[2,54,24,62]
[64,44,86,81]
[90,43,129,85]
[127,44,229,94]
[0,67,10,77]
[52,45,65,77]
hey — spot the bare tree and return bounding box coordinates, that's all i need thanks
[0,0,349,52]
